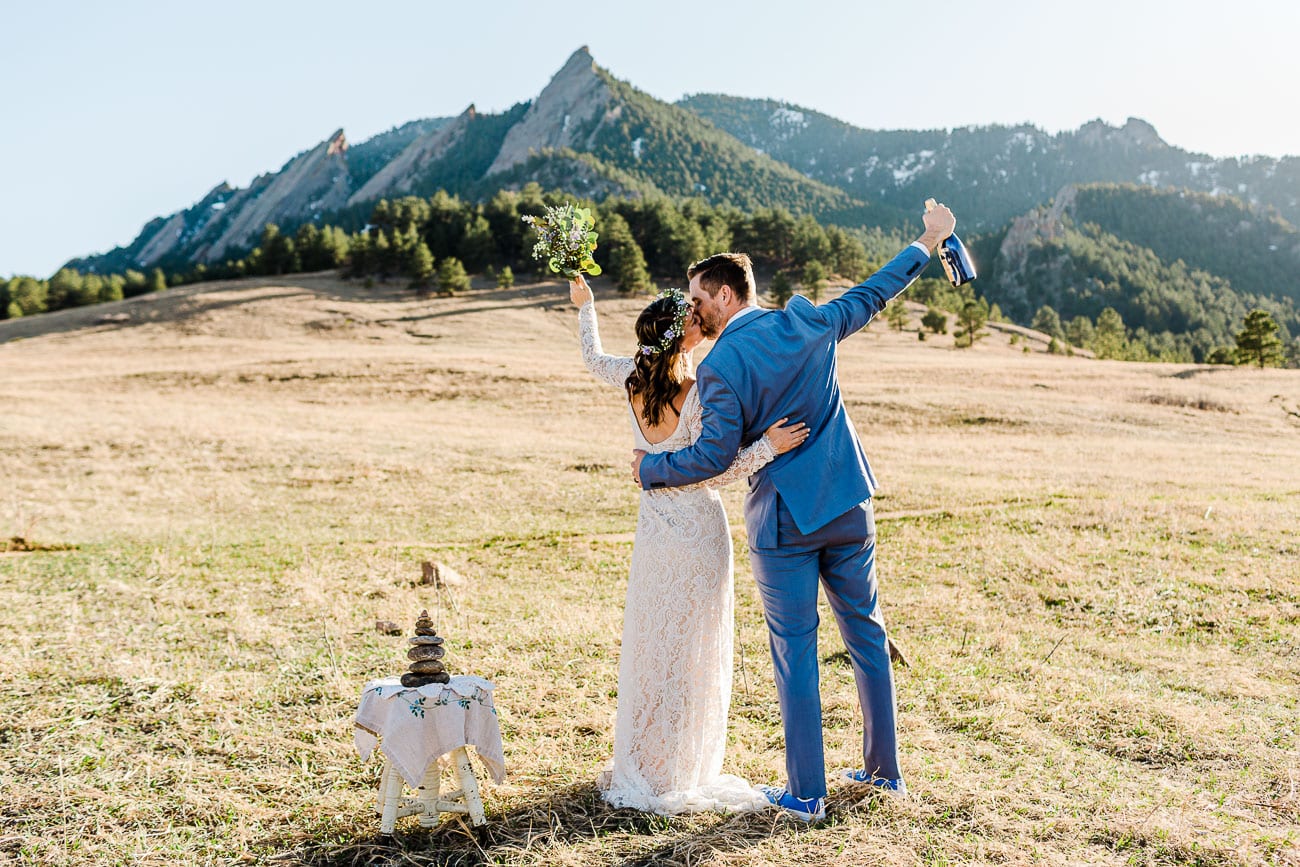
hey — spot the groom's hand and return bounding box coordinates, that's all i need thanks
[631,450,646,486]
[918,200,957,252]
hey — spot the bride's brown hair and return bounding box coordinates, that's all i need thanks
[625,294,690,428]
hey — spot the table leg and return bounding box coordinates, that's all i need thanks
[379,760,405,835]
[451,746,486,826]
[417,761,442,828]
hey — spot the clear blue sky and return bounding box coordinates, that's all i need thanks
[3,0,1297,278]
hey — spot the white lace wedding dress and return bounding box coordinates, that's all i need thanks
[578,301,773,815]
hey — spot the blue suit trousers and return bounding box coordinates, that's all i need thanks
[749,495,900,799]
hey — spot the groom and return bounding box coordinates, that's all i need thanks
[632,201,957,821]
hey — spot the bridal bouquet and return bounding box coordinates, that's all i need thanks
[521,203,602,279]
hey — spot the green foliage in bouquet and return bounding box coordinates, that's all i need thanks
[521,204,602,279]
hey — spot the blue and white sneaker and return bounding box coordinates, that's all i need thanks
[840,769,908,797]
[759,785,826,822]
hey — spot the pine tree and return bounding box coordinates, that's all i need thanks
[294,224,323,270]
[801,260,827,303]
[769,271,793,308]
[47,268,91,310]
[1206,346,1237,365]
[258,224,298,276]
[123,269,149,298]
[1066,315,1095,349]
[954,297,990,347]
[885,299,909,331]
[323,226,351,268]
[408,241,435,290]
[98,274,124,304]
[497,266,514,289]
[611,238,652,294]
[1092,307,1128,359]
[437,257,471,295]
[602,212,652,294]
[922,307,948,335]
[1032,305,1065,340]
[459,215,495,272]
[1234,309,1285,368]
[373,232,392,282]
[5,276,46,317]
[826,225,868,280]
[345,233,371,278]
[150,268,168,293]
[792,215,832,266]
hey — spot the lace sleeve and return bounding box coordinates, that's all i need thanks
[680,435,777,491]
[578,301,634,388]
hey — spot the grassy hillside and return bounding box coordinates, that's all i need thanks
[1,275,1297,865]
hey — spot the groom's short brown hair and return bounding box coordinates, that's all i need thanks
[688,252,754,303]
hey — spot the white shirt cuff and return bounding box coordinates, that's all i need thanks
[910,241,931,256]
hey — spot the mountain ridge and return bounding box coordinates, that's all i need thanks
[679,93,1300,229]
[43,46,1299,367]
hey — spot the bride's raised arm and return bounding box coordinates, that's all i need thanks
[572,277,634,388]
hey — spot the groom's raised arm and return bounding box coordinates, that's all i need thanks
[821,201,956,342]
[821,244,929,342]
[637,364,744,490]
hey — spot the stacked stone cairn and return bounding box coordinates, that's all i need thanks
[401,610,450,687]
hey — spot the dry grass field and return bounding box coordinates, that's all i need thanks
[1,272,1297,866]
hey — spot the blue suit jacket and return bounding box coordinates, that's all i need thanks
[638,245,929,548]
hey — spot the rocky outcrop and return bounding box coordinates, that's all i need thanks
[348,108,474,205]
[999,184,1076,265]
[133,211,188,268]
[198,130,352,262]
[486,47,612,175]
[1077,117,1167,151]
[993,185,1079,314]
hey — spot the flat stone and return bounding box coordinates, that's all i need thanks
[407,644,446,662]
[400,672,449,688]
[408,659,447,675]
[408,635,444,646]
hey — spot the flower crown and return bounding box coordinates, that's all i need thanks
[638,289,692,357]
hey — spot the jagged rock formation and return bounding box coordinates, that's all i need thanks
[65,47,1300,283]
[201,129,352,262]
[80,131,354,271]
[133,212,188,267]
[487,47,612,175]
[349,108,475,205]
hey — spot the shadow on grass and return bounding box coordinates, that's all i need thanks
[258,782,790,866]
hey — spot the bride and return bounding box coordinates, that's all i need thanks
[570,275,808,815]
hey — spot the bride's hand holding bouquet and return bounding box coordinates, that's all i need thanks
[569,274,594,307]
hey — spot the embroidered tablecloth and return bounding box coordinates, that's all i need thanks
[354,675,505,786]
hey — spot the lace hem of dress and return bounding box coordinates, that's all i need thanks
[598,768,770,816]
